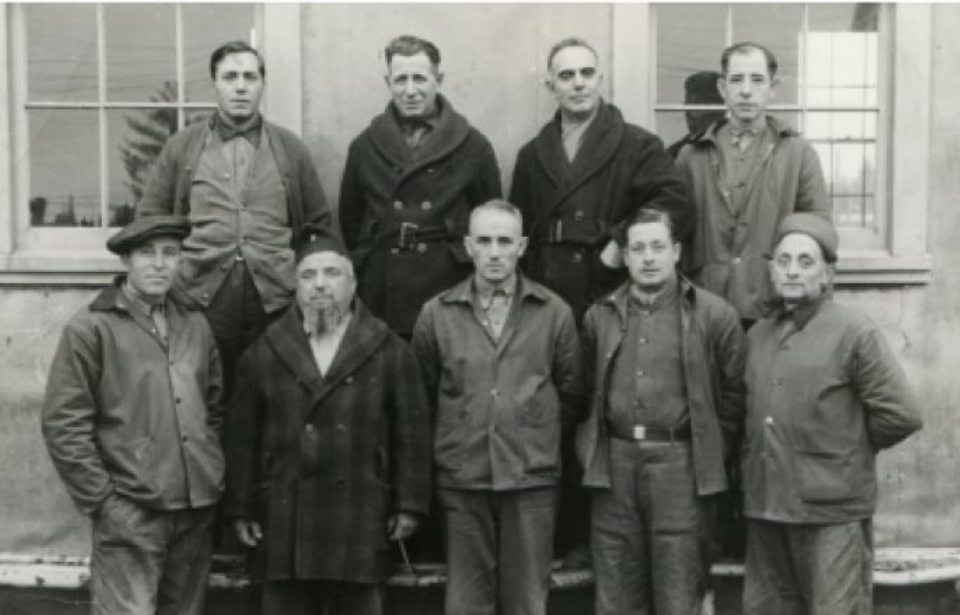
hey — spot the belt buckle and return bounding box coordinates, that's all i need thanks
[632,425,647,440]
[399,222,419,250]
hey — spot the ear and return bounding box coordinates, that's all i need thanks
[673,242,682,265]
[517,236,529,258]
[717,76,728,100]
[464,236,476,259]
[383,74,391,89]
[543,77,556,95]
[436,71,445,87]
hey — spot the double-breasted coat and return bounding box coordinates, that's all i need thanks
[223,301,431,583]
[509,101,694,321]
[339,95,502,335]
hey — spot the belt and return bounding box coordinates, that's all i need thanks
[531,217,605,246]
[377,222,450,251]
[607,422,691,443]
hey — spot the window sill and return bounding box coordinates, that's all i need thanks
[835,251,932,286]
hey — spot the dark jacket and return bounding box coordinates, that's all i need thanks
[42,280,224,515]
[136,118,332,308]
[412,275,583,491]
[576,277,745,495]
[743,298,922,524]
[223,301,431,583]
[340,95,502,335]
[677,117,831,320]
[510,101,694,321]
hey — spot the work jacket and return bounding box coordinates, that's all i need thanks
[340,95,502,335]
[577,277,745,495]
[677,117,831,320]
[743,297,922,524]
[510,101,694,321]
[136,117,332,310]
[411,275,584,491]
[224,301,431,583]
[42,279,224,515]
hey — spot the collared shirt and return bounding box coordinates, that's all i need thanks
[606,278,689,432]
[122,283,167,342]
[395,105,441,151]
[743,297,922,524]
[560,108,599,163]
[211,112,263,148]
[718,120,774,215]
[471,275,517,340]
[305,311,352,376]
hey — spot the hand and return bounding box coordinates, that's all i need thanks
[599,239,624,268]
[386,513,419,541]
[234,519,264,547]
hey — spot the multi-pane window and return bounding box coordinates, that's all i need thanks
[17,3,256,230]
[655,3,885,247]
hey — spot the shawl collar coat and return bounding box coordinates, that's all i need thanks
[224,301,431,583]
[509,101,694,321]
[339,95,502,335]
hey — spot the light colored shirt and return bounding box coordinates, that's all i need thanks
[305,311,352,376]
[560,109,598,163]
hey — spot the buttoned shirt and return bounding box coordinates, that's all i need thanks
[743,296,922,523]
[718,120,774,215]
[606,279,689,432]
[472,275,517,340]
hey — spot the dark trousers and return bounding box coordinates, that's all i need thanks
[204,262,276,395]
[591,439,711,615]
[743,518,874,615]
[439,487,559,615]
[261,580,384,615]
[90,498,216,615]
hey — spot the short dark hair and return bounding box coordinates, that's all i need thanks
[209,41,265,80]
[618,207,677,246]
[720,42,778,78]
[384,35,441,69]
[547,37,599,72]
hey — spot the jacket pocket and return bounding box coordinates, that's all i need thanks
[796,448,857,503]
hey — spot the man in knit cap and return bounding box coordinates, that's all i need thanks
[224,230,431,615]
[742,213,922,613]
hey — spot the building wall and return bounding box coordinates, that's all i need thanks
[2,3,959,556]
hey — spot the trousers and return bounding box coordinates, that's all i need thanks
[439,487,559,615]
[590,439,712,615]
[743,518,874,615]
[90,496,215,615]
[260,580,384,615]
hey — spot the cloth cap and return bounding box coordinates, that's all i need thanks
[106,215,191,255]
[296,229,348,264]
[774,213,839,263]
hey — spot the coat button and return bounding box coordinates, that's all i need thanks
[336,424,346,433]
[421,201,432,211]
[390,247,400,255]
[305,424,314,432]
[732,257,742,264]
[572,253,583,263]
[345,376,354,384]
[574,210,584,221]
[393,200,403,210]
[417,243,427,254]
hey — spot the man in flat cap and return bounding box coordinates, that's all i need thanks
[224,231,431,615]
[340,34,501,339]
[42,216,225,615]
[742,213,922,614]
[137,41,331,393]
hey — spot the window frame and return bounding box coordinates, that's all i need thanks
[616,2,931,285]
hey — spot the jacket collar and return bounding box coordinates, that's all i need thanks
[599,274,698,323]
[90,276,197,313]
[369,94,470,167]
[266,298,391,417]
[440,273,550,307]
[763,293,830,330]
[693,115,798,147]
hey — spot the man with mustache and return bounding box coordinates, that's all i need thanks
[137,41,331,394]
[224,231,431,615]
[411,200,583,615]
[677,42,831,329]
[340,34,501,339]
[42,216,225,615]
[577,207,746,615]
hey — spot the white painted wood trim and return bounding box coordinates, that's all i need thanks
[261,3,302,135]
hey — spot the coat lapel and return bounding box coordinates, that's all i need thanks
[267,307,324,398]
[534,101,625,217]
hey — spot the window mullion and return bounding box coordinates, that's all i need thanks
[175,3,186,131]
[97,4,108,229]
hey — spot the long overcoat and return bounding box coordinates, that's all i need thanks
[339,95,502,335]
[223,301,431,583]
[509,101,694,321]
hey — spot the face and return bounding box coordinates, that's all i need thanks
[122,237,182,300]
[465,208,528,286]
[718,49,776,125]
[213,51,264,123]
[296,252,356,314]
[769,233,833,305]
[386,52,443,119]
[623,221,680,292]
[547,46,603,120]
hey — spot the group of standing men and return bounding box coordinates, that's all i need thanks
[40,32,921,615]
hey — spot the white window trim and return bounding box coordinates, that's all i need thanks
[615,3,931,286]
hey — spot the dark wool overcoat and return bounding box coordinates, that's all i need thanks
[509,101,694,321]
[339,95,502,335]
[223,301,431,583]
